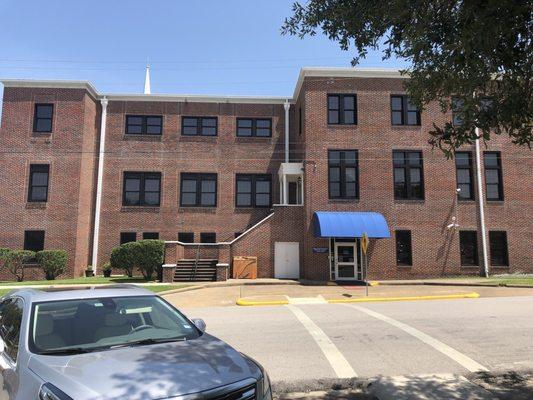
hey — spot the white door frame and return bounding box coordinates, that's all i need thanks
[334,241,361,280]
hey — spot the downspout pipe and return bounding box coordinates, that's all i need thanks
[284,100,290,163]
[474,127,489,277]
[91,97,108,274]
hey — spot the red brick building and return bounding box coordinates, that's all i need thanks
[1,68,531,282]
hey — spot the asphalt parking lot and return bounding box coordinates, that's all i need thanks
[173,296,533,384]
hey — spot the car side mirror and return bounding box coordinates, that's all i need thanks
[191,318,206,332]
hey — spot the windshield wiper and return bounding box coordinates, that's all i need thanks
[110,337,187,349]
[39,347,107,355]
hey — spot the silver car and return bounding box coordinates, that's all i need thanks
[0,286,271,400]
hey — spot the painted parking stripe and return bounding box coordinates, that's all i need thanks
[345,304,488,373]
[286,305,357,378]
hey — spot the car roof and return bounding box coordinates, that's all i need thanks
[6,285,156,303]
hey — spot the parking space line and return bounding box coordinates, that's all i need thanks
[286,305,357,378]
[345,304,488,372]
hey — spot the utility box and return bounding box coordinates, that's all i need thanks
[232,256,258,279]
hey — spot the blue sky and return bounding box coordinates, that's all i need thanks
[0,0,404,107]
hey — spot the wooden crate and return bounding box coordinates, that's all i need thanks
[232,256,258,279]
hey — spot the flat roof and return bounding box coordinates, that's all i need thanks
[1,67,405,104]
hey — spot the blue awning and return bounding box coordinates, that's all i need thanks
[313,211,391,238]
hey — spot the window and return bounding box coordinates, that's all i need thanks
[142,232,159,240]
[455,152,474,200]
[28,164,49,202]
[236,174,272,207]
[393,151,424,200]
[200,232,216,243]
[395,230,412,266]
[452,97,464,126]
[178,232,194,243]
[120,232,136,244]
[24,230,45,252]
[460,231,478,266]
[328,150,359,199]
[484,152,503,201]
[181,117,217,136]
[236,118,272,137]
[180,173,217,207]
[123,172,161,206]
[33,104,53,133]
[489,231,509,266]
[391,95,420,126]
[327,94,357,125]
[125,115,162,135]
[0,298,23,362]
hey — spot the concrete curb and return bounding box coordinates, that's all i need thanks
[156,285,204,295]
[374,281,533,288]
[328,292,480,303]
[236,298,289,306]
[236,292,480,306]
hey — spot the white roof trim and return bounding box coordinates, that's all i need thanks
[292,67,407,101]
[1,79,99,99]
[2,68,408,104]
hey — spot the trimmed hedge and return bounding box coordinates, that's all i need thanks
[1,250,35,282]
[110,240,164,280]
[35,250,68,280]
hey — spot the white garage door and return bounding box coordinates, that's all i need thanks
[274,242,300,279]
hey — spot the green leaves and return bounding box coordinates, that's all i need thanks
[110,240,164,280]
[35,250,68,280]
[283,0,532,155]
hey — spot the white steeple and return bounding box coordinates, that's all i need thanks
[144,63,151,94]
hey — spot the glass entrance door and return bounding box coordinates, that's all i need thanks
[334,242,359,280]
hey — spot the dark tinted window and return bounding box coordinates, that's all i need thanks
[237,118,272,137]
[0,298,23,362]
[200,232,216,243]
[391,96,420,126]
[452,97,464,126]
[455,152,474,200]
[395,230,412,266]
[328,150,359,199]
[460,231,478,266]
[327,94,357,125]
[180,173,217,207]
[33,104,54,133]
[181,117,217,136]
[236,174,271,207]
[178,232,194,243]
[393,151,424,200]
[120,232,136,244]
[28,164,49,202]
[125,115,162,135]
[489,231,509,266]
[484,152,503,201]
[123,172,161,206]
[24,230,45,251]
[142,232,159,240]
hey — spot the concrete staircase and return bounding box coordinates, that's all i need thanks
[173,259,218,282]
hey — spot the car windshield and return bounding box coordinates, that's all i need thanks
[29,295,200,354]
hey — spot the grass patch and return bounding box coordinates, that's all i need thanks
[0,276,151,286]
[0,289,13,297]
[486,277,533,286]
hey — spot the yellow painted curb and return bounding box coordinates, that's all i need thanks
[328,292,480,303]
[236,298,289,306]
[369,281,380,286]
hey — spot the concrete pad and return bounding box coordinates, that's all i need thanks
[276,389,372,399]
[368,374,497,400]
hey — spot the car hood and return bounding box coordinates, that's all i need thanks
[28,334,261,400]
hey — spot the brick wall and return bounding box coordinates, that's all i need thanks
[0,87,99,278]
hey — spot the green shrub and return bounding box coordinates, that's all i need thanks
[109,240,164,280]
[136,240,165,280]
[3,250,35,282]
[35,250,68,280]
[110,242,137,277]
[102,262,111,271]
